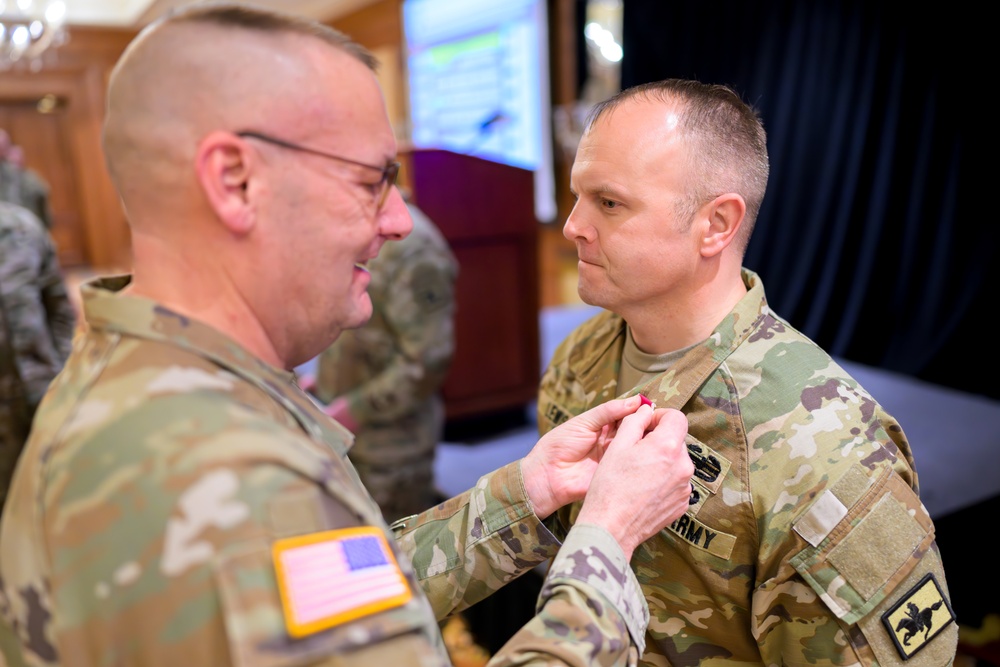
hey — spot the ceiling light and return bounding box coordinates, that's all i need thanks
[0,0,68,71]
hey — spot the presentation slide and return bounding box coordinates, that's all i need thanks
[403,0,556,222]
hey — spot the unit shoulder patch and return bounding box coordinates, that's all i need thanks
[272,526,412,638]
[880,572,955,660]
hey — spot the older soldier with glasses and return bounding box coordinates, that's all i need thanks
[0,4,695,667]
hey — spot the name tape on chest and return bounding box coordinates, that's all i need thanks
[272,526,412,638]
[667,512,736,559]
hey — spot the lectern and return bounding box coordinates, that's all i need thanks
[406,149,540,423]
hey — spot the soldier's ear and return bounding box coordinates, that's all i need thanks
[195,131,255,235]
[699,193,745,258]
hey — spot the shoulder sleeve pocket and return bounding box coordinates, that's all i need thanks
[214,539,444,667]
[790,464,957,664]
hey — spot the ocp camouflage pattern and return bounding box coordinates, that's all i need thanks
[537,269,958,666]
[0,276,651,667]
[314,203,458,522]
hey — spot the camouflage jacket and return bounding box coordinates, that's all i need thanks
[314,203,457,465]
[0,276,650,667]
[538,269,957,666]
[0,202,75,509]
[0,164,19,210]
[0,202,74,407]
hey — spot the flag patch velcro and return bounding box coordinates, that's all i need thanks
[272,526,412,637]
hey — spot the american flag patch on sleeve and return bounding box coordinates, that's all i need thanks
[272,526,412,638]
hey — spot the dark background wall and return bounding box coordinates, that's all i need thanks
[617,0,994,401]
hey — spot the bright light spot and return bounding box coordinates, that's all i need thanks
[584,21,622,65]
[46,1,65,24]
[29,19,43,38]
[11,24,29,46]
[601,42,623,62]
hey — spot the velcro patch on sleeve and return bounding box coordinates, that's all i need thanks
[794,489,848,547]
[272,526,412,638]
[880,573,955,661]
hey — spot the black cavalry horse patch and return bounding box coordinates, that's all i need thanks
[881,573,955,659]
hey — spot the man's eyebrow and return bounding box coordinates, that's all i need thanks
[584,183,628,199]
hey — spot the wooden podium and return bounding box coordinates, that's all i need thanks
[406,149,540,423]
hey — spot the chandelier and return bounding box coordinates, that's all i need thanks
[0,0,68,71]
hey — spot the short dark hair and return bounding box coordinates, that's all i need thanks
[586,79,769,250]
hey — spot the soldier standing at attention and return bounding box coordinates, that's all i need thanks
[0,201,75,511]
[537,79,957,665]
[0,5,696,666]
[307,200,458,523]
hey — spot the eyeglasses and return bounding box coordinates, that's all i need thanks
[236,130,400,211]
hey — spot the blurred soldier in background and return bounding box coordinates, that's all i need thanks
[307,200,458,523]
[0,130,54,230]
[0,201,75,511]
[0,129,16,205]
[4,144,54,230]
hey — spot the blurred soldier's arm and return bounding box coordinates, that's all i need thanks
[36,227,75,361]
[27,172,53,231]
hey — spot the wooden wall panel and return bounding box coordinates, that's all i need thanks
[330,0,402,50]
[0,100,85,266]
[0,27,135,271]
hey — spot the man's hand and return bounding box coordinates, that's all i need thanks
[522,395,646,520]
[576,406,693,560]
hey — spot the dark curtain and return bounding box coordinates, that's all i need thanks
[618,0,995,400]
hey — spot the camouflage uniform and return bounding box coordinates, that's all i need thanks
[0,288,32,519]
[0,276,652,667]
[0,162,18,208]
[0,201,75,509]
[9,168,53,230]
[314,203,457,523]
[538,269,957,666]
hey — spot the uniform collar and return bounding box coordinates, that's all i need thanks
[80,275,297,387]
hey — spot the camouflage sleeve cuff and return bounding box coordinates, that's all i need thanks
[542,523,649,654]
[493,461,562,559]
